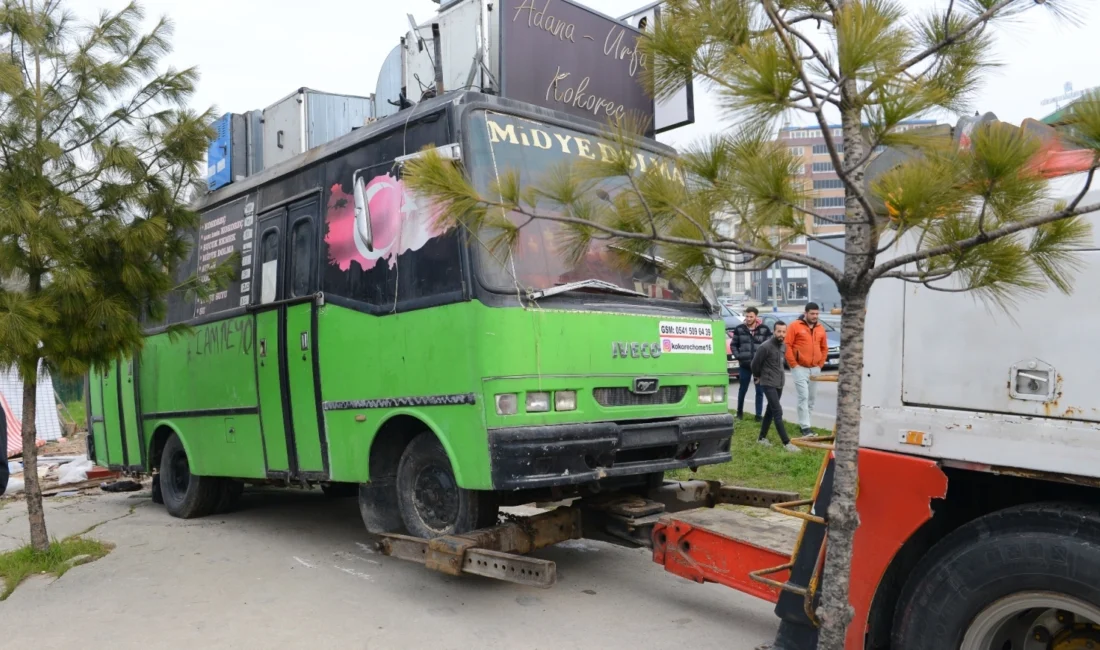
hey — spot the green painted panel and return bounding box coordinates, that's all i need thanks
[286,304,323,473]
[87,372,109,468]
[317,301,727,491]
[139,316,259,414]
[119,359,142,467]
[102,364,124,466]
[317,302,486,487]
[255,310,289,472]
[137,315,264,477]
[148,416,266,478]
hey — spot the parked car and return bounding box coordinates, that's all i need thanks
[759,312,840,369]
[720,304,743,331]
[721,306,742,379]
[725,330,738,380]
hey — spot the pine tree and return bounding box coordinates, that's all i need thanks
[405,1,1100,647]
[0,1,218,552]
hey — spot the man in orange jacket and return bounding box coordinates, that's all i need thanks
[784,302,828,436]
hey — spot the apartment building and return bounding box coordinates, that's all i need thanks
[741,120,937,308]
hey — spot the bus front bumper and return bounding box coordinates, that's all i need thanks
[487,413,734,490]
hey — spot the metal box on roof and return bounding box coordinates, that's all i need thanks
[261,88,375,169]
[207,113,246,191]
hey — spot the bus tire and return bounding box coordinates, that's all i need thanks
[151,473,164,504]
[159,433,221,519]
[395,432,498,538]
[892,502,1100,650]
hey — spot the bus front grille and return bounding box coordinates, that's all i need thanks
[593,386,687,407]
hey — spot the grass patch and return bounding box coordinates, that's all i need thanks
[0,536,113,600]
[668,416,830,498]
[63,400,86,430]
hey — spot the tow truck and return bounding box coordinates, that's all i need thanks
[380,111,1100,650]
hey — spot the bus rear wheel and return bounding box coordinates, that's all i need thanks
[395,432,497,538]
[892,503,1100,650]
[159,433,222,519]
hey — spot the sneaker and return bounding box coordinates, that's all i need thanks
[757,438,773,447]
[784,443,802,453]
[801,428,818,438]
[736,412,744,420]
[754,415,761,422]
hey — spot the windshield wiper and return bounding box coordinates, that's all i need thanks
[528,278,647,301]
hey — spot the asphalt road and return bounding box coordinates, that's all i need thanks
[0,490,781,650]
[729,370,838,431]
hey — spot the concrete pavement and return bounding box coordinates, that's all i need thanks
[729,371,838,431]
[0,489,780,649]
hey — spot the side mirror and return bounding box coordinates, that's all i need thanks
[352,173,374,252]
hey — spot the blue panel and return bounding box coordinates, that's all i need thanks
[207,113,233,191]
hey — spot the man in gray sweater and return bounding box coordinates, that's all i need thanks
[750,321,800,452]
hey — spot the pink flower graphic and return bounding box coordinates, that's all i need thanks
[325,173,445,272]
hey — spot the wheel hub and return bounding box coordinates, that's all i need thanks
[412,465,459,532]
[962,593,1100,650]
[1053,625,1100,650]
[169,451,190,493]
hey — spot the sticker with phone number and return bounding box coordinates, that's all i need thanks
[659,321,714,354]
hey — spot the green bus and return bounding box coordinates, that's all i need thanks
[87,92,733,538]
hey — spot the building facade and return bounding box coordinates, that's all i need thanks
[747,120,937,308]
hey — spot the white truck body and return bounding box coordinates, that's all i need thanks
[860,171,1100,479]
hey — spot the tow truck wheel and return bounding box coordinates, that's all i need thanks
[892,503,1100,650]
[395,432,498,538]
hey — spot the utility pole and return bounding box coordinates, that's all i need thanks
[771,261,779,312]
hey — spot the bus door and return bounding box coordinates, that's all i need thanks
[89,361,140,470]
[253,198,326,479]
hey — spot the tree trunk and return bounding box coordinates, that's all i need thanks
[814,290,869,648]
[20,368,49,552]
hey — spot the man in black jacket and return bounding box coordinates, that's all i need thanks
[751,321,799,452]
[731,307,771,421]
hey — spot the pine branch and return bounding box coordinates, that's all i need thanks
[872,197,1100,279]
[895,0,1014,74]
[762,0,882,226]
[775,10,840,83]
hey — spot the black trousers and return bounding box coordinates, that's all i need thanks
[759,385,790,444]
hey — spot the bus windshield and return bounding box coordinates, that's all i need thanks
[466,111,708,305]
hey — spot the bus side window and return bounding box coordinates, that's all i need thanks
[259,229,280,304]
[288,218,314,298]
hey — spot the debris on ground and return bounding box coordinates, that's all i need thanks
[100,480,142,493]
[2,436,124,500]
[58,458,94,485]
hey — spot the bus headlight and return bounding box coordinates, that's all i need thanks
[698,386,725,404]
[554,390,577,411]
[526,391,551,413]
[495,393,518,415]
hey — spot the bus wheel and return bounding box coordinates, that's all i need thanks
[395,432,497,538]
[151,473,164,504]
[159,433,222,519]
[892,503,1100,650]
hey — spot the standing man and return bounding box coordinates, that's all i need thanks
[731,307,771,420]
[785,302,829,437]
[751,321,799,452]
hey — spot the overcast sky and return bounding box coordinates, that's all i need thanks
[87,0,1100,149]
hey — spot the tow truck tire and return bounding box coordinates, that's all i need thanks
[159,433,222,519]
[395,432,498,538]
[892,502,1100,650]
